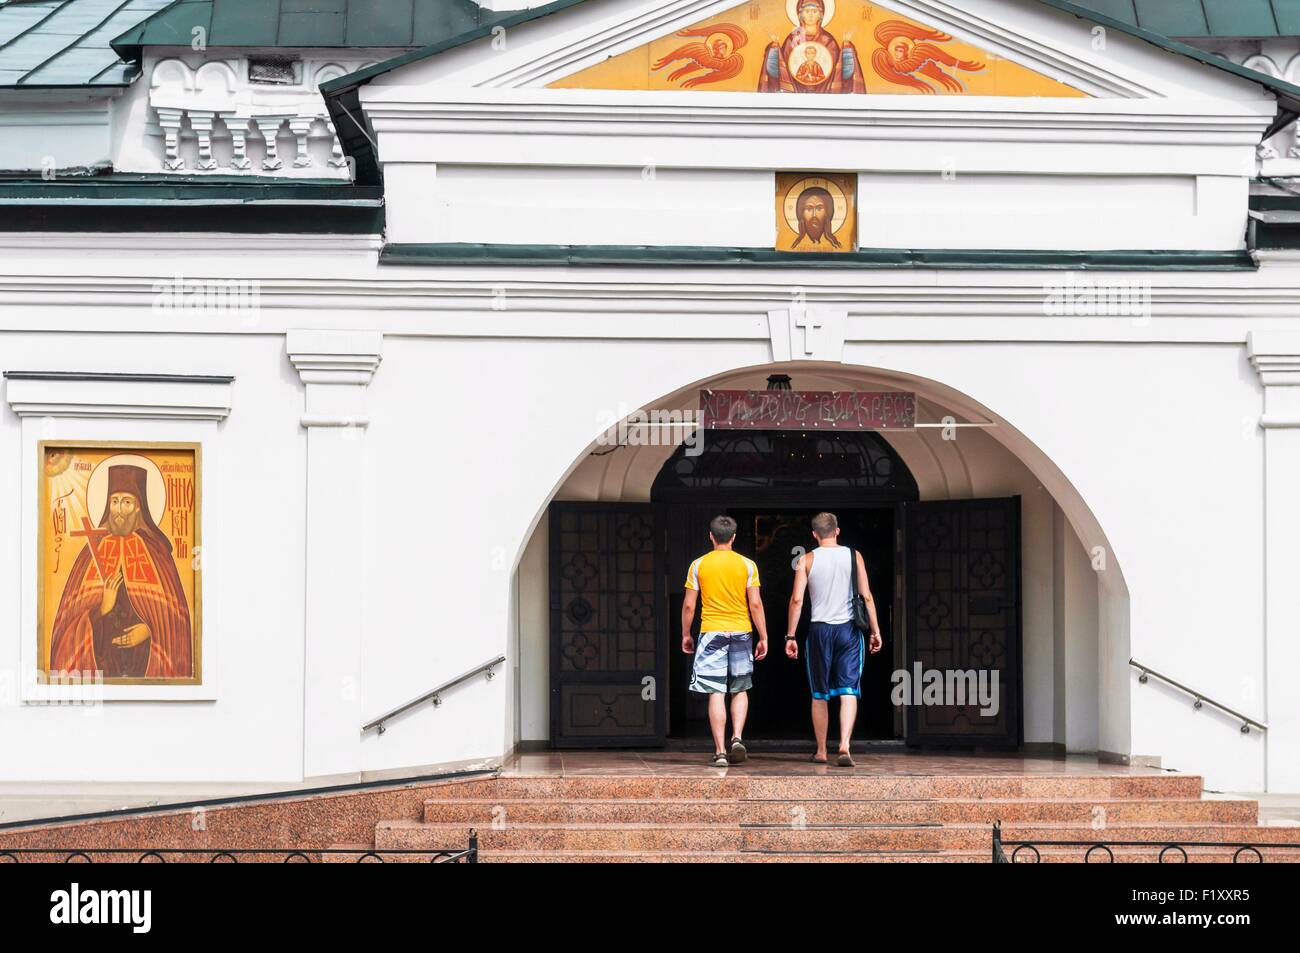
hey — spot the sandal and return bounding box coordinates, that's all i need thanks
[835,751,856,767]
[728,737,748,764]
[711,752,729,767]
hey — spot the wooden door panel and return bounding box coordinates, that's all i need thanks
[549,503,664,747]
[904,498,1022,747]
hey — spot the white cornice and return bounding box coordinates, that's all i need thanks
[361,89,1272,176]
[10,269,1300,311]
[4,373,233,420]
[6,239,1300,341]
[1249,331,1300,386]
[286,329,383,385]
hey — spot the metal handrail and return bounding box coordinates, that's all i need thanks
[0,831,478,864]
[1129,658,1267,734]
[993,822,1296,864]
[362,655,506,735]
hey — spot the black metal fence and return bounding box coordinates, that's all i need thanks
[993,821,1300,863]
[0,830,478,863]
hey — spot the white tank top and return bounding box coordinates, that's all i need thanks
[807,546,853,624]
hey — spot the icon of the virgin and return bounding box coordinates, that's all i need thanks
[759,0,866,93]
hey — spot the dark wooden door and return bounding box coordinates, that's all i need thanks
[903,497,1022,747]
[549,503,665,747]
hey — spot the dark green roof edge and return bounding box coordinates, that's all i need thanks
[317,0,588,96]
[1250,188,1300,210]
[110,0,185,56]
[0,173,382,204]
[315,0,587,186]
[380,243,1255,271]
[1038,0,1300,112]
[1249,187,1300,248]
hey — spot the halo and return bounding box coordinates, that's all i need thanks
[889,36,915,60]
[86,454,167,528]
[787,0,835,29]
[787,41,834,81]
[783,176,849,236]
[705,31,735,57]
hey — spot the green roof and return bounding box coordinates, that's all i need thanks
[0,171,384,231]
[113,0,528,49]
[0,0,173,87]
[1070,0,1300,38]
[1037,1,1300,115]
[380,243,1255,271]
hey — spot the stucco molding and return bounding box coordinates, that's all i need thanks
[1248,330,1300,429]
[3,372,233,421]
[286,329,383,429]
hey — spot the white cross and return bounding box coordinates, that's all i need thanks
[794,309,823,356]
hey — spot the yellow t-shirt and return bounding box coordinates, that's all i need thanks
[685,549,760,633]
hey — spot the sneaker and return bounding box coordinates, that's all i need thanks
[711,752,729,767]
[728,737,748,764]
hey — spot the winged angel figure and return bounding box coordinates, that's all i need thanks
[870,20,985,93]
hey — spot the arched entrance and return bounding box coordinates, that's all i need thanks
[543,369,1034,752]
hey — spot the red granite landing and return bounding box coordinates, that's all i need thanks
[2,751,1297,863]
[414,751,1300,863]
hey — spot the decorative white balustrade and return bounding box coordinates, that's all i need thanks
[147,57,370,176]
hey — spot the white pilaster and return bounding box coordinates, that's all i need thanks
[1248,331,1300,791]
[287,330,382,780]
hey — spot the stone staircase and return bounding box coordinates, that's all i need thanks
[365,772,1300,863]
[4,765,1300,863]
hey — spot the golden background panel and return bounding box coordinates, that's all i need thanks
[550,0,1086,97]
[38,442,202,685]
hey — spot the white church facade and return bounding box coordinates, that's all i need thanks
[3,0,1300,801]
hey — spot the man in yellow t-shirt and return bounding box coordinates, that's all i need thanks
[682,515,769,766]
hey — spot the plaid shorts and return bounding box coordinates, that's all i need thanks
[689,631,754,694]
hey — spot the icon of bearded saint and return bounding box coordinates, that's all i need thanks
[49,465,192,679]
[870,20,985,93]
[759,0,865,93]
[793,186,841,248]
[651,23,749,88]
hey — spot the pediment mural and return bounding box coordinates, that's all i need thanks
[550,0,1086,97]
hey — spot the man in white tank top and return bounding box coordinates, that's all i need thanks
[785,512,883,766]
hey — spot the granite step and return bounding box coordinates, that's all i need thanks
[375,819,1300,854]
[422,796,1258,826]
[481,850,986,863]
[478,848,1298,864]
[424,774,1204,802]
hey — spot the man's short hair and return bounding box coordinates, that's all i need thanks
[811,512,839,539]
[709,515,737,543]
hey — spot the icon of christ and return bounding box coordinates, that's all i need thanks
[759,0,865,94]
[48,464,192,679]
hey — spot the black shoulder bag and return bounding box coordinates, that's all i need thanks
[847,548,872,635]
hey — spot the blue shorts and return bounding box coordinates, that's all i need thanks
[806,620,863,700]
[689,631,754,694]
